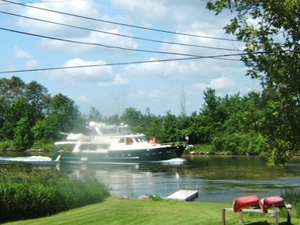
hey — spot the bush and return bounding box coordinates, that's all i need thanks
[0,140,15,151]
[0,165,110,222]
[212,131,269,155]
[31,140,57,152]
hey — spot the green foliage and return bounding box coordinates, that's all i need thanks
[0,77,85,151]
[281,189,300,218]
[13,118,33,150]
[206,0,300,164]
[0,166,109,222]
[0,140,14,151]
[0,75,298,165]
[31,140,57,151]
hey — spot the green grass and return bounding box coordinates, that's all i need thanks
[4,197,299,225]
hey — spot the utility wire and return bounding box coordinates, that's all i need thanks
[0,52,263,75]
[0,10,241,52]
[0,27,242,59]
[1,0,242,42]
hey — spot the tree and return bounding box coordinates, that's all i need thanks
[0,77,25,128]
[207,0,300,165]
[161,111,179,143]
[13,118,33,150]
[45,94,83,140]
[88,107,103,122]
[2,97,32,140]
[198,88,224,143]
[120,107,143,133]
[25,81,51,122]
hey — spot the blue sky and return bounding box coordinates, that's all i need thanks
[0,0,261,116]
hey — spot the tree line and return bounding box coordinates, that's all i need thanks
[1,76,299,165]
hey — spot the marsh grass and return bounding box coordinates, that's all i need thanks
[0,165,109,222]
[281,188,300,217]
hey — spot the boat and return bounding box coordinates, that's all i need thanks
[259,196,285,212]
[233,195,259,212]
[52,122,186,164]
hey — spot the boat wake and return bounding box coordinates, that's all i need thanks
[0,156,55,165]
[161,158,186,165]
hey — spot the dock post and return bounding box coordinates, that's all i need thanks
[221,208,226,225]
[275,210,279,225]
[286,204,292,225]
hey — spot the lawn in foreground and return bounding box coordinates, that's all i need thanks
[4,197,298,225]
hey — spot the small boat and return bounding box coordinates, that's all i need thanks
[233,195,259,212]
[259,196,285,212]
[52,122,186,165]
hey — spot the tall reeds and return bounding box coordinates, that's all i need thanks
[0,165,109,222]
[281,188,300,217]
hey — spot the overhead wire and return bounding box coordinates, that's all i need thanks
[1,0,242,43]
[0,52,255,74]
[0,27,243,60]
[0,10,241,52]
[0,0,247,74]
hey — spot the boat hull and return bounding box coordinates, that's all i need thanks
[52,145,185,164]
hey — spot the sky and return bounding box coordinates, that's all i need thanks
[0,0,261,116]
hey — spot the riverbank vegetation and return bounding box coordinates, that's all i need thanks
[0,76,299,165]
[4,197,300,225]
[0,165,109,223]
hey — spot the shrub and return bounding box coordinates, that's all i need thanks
[0,165,109,222]
[0,140,14,151]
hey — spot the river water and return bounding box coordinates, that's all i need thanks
[1,153,300,203]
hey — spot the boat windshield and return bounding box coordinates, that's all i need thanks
[57,143,76,151]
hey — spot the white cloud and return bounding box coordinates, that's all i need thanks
[124,57,207,79]
[197,76,237,91]
[149,90,164,98]
[14,47,37,69]
[26,59,38,69]
[77,95,91,103]
[14,47,31,59]
[17,0,138,55]
[18,0,100,37]
[97,74,128,87]
[51,58,114,84]
[111,0,168,22]
[40,29,138,54]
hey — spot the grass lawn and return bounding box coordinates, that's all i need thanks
[4,197,298,225]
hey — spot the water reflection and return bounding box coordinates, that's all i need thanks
[58,155,300,203]
[1,154,300,203]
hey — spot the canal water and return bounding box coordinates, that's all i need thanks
[1,154,300,203]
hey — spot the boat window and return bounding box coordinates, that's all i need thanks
[80,144,97,151]
[140,137,146,142]
[89,144,97,150]
[98,144,109,149]
[80,144,88,151]
[126,138,133,145]
[134,138,141,143]
[118,138,125,143]
[58,144,76,151]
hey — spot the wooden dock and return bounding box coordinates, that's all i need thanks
[166,190,198,201]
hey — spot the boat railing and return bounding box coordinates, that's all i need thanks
[161,141,187,147]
